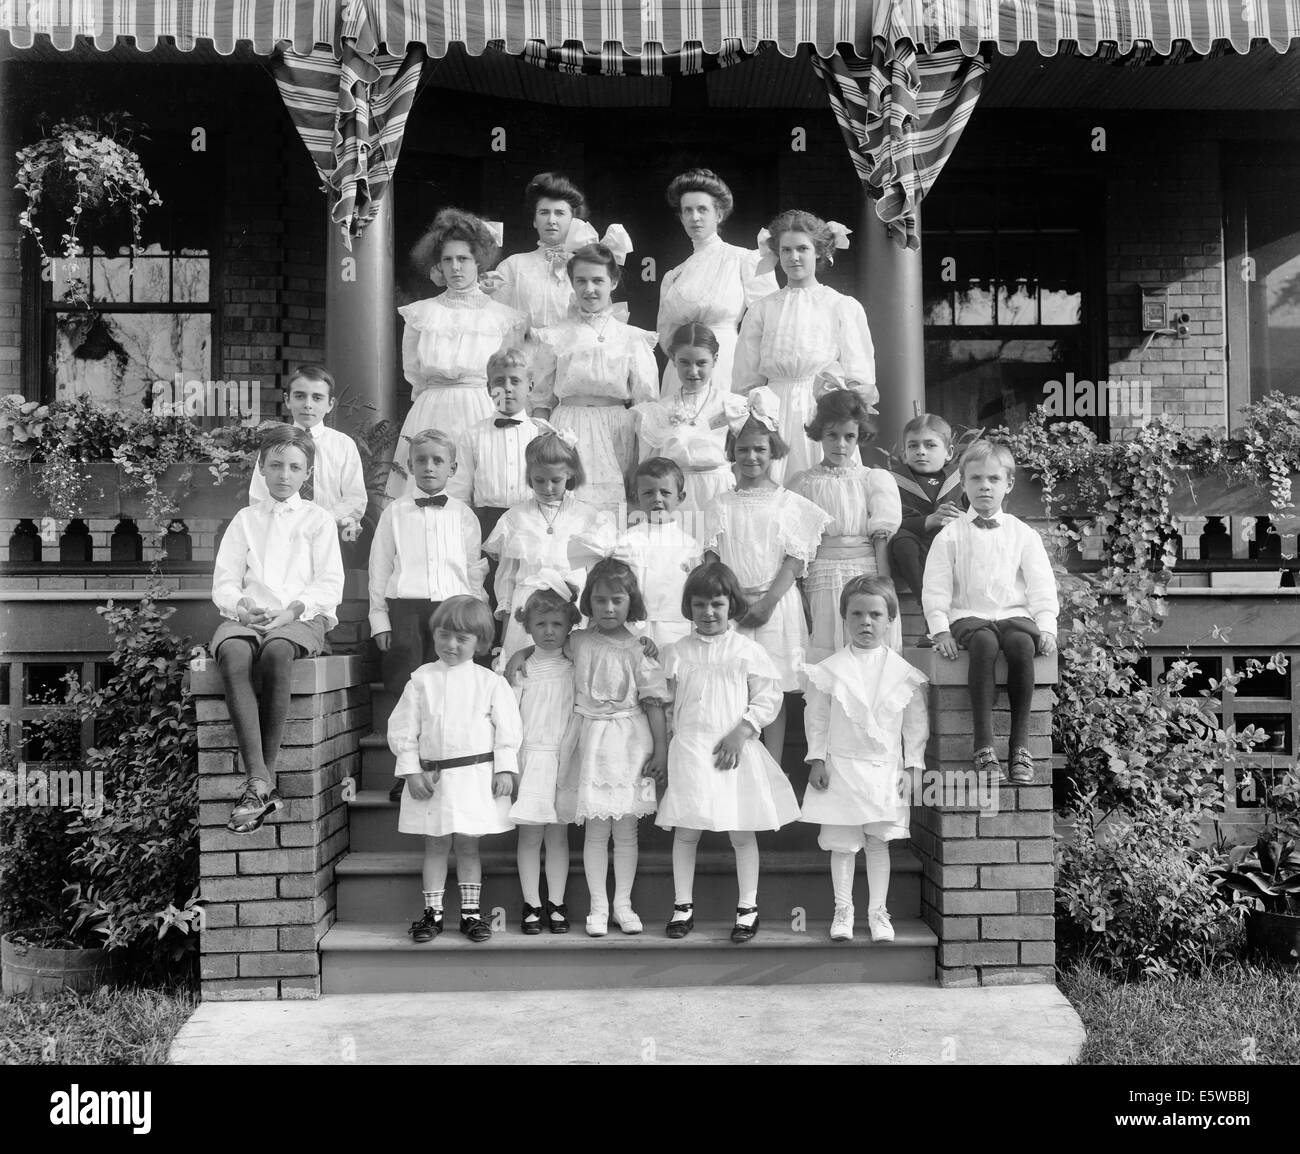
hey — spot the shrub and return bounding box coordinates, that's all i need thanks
[1056,787,1242,979]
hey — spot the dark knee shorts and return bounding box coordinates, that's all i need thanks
[949,616,1040,648]
[211,616,328,659]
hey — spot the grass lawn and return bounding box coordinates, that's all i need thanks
[1061,959,1300,1065]
[0,986,198,1064]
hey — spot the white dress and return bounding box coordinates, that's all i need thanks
[482,494,616,670]
[632,388,748,515]
[732,284,876,483]
[390,660,522,838]
[656,628,800,832]
[657,233,777,398]
[391,286,527,499]
[533,311,660,513]
[491,244,575,330]
[509,649,576,826]
[556,628,669,823]
[799,644,928,842]
[786,463,903,660]
[703,487,830,691]
[615,517,703,648]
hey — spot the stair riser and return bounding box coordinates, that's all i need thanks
[322,944,935,993]
[336,870,921,923]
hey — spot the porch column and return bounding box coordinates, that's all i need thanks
[325,195,397,439]
[860,194,926,443]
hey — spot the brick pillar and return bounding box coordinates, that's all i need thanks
[191,656,369,1000]
[907,649,1058,987]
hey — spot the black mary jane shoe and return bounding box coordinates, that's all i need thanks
[665,903,695,940]
[545,900,570,934]
[409,908,443,943]
[521,903,544,936]
[460,914,492,943]
[730,906,760,944]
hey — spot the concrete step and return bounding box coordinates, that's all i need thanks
[333,843,922,923]
[319,919,937,993]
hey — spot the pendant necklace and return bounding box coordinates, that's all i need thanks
[537,495,564,534]
[672,385,712,427]
[580,311,611,343]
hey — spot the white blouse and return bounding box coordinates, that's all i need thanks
[732,284,876,392]
[492,244,575,330]
[399,286,527,393]
[703,487,829,589]
[633,388,748,471]
[532,312,659,410]
[786,463,902,543]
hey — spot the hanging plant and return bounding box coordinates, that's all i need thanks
[14,113,162,305]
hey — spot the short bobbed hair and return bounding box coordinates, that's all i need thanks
[410,208,500,279]
[764,209,837,270]
[726,419,790,462]
[258,423,315,469]
[839,574,899,621]
[525,172,588,219]
[286,363,336,400]
[667,322,720,360]
[566,243,621,286]
[680,561,748,624]
[902,412,954,447]
[486,346,532,382]
[959,439,1017,481]
[407,428,457,460]
[579,558,647,623]
[665,168,735,223]
[634,456,686,496]
[515,585,583,629]
[525,433,585,490]
[430,595,496,654]
[804,388,877,444]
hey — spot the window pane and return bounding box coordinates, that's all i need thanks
[997,280,1039,326]
[175,253,210,303]
[925,336,1076,432]
[131,244,171,303]
[954,281,994,325]
[1040,287,1082,325]
[924,287,953,326]
[53,312,212,410]
[1241,162,1300,400]
[91,251,132,303]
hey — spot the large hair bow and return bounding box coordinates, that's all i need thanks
[550,221,634,279]
[519,566,582,603]
[813,371,880,415]
[754,221,852,276]
[728,385,781,435]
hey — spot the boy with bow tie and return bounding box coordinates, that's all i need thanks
[922,441,1059,785]
[213,425,344,833]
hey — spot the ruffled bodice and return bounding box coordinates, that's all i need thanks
[703,487,830,588]
[786,463,902,540]
[398,287,527,392]
[570,628,670,717]
[491,245,575,329]
[532,313,659,409]
[732,284,875,391]
[633,389,748,471]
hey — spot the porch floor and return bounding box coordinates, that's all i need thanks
[169,983,1084,1065]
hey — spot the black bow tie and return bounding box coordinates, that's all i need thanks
[415,495,448,508]
[494,418,523,428]
[973,516,1000,530]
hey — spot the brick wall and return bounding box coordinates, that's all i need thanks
[908,650,1059,987]
[193,656,368,1000]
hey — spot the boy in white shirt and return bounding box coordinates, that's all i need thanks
[213,425,344,833]
[446,347,553,541]
[248,364,367,542]
[922,440,1059,785]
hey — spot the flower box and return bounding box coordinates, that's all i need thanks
[0,462,249,522]
[0,462,120,519]
[117,463,249,520]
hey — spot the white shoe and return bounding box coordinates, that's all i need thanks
[586,911,609,937]
[830,904,854,941]
[612,906,643,935]
[868,907,895,943]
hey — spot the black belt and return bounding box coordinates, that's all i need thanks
[422,752,494,770]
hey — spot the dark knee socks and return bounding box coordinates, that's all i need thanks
[217,640,269,786]
[966,630,1000,749]
[257,640,296,780]
[1002,633,1036,751]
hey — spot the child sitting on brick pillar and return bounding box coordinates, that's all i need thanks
[389,596,522,944]
[213,424,344,833]
[922,440,1059,784]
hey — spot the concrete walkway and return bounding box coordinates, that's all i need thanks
[170,984,1084,1064]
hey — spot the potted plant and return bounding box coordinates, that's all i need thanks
[15,113,162,306]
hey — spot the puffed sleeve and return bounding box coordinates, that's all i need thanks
[489,671,523,776]
[656,265,683,355]
[778,491,831,575]
[740,247,778,310]
[530,328,560,411]
[632,402,668,457]
[834,293,876,389]
[901,679,929,768]
[803,677,831,763]
[732,301,766,394]
[865,468,902,540]
[702,499,727,554]
[388,674,426,777]
[740,639,784,734]
[627,326,660,406]
[399,302,436,394]
[921,523,957,637]
[634,648,672,706]
[1020,522,1060,635]
[493,254,523,313]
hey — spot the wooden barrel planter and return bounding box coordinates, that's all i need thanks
[1,931,119,996]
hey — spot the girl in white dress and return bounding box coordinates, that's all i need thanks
[389,597,522,944]
[703,388,830,764]
[788,386,904,659]
[483,432,615,671]
[633,323,748,518]
[657,169,776,398]
[390,209,526,499]
[800,576,928,944]
[509,575,581,935]
[657,562,800,943]
[532,243,659,515]
[733,209,876,483]
[554,558,670,938]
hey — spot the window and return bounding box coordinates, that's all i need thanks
[33,134,219,410]
[922,179,1102,434]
